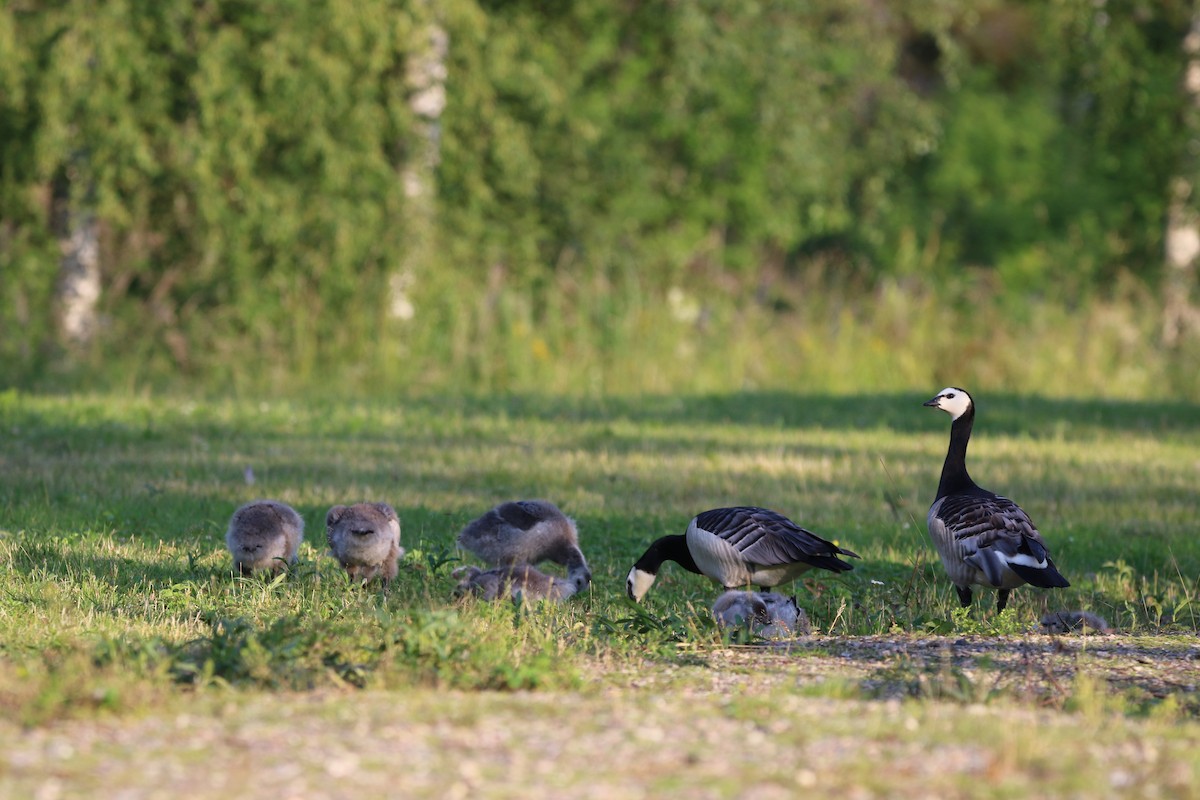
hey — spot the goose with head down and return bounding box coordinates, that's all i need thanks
[625,506,858,602]
[923,387,1070,612]
[456,500,591,593]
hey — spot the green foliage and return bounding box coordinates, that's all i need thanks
[1,2,1198,394]
[383,605,579,690]
[922,606,1029,637]
[1,0,430,383]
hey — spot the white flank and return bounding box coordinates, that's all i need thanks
[1006,552,1048,569]
[685,520,749,587]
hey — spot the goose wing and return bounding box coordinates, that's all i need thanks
[458,500,577,567]
[694,506,858,571]
[493,501,548,530]
[934,493,1069,588]
[457,503,533,550]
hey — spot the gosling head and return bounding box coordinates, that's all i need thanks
[923,386,973,421]
[571,565,593,593]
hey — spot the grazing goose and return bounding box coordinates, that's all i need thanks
[712,590,811,638]
[625,506,858,602]
[924,387,1070,611]
[456,500,591,590]
[452,564,586,603]
[225,500,304,575]
[326,502,404,586]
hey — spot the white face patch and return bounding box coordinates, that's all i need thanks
[929,386,973,420]
[626,567,657,602]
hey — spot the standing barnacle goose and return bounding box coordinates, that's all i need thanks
[625,506,858,602]
[456,500,591,591]
[924,387,1070,611]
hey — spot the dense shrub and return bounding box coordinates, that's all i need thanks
[0,1,1195,394]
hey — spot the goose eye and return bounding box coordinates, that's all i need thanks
[945,392,956,399]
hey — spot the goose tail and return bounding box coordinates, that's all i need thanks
[1009,558,1070,589]
[805,553,856,573]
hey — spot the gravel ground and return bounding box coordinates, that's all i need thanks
[3,634,1199,799]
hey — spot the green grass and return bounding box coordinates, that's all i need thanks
[1,388,1199,794]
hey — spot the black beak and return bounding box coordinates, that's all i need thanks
[626,577,643,602]
[923,396,940,407]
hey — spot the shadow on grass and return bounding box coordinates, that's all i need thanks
[398,390,1200,437]
[5,390,1200,446]
[6,537,230,587]
[4,390,1199,597]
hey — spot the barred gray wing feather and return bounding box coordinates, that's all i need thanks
[934,493,1069,589]
[694,507,857,571]
[937,494,1043,544]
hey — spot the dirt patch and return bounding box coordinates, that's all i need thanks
[616,633,1200,713]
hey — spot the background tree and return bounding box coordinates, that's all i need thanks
[0,0,1196,396]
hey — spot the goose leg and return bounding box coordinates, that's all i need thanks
[954,585,973,608]
[996,589,1011,613]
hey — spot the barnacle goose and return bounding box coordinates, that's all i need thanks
[625,506,858,602]
[456,500,591,591]
[924,387,1070,611]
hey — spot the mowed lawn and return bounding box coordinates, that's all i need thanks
[1,389,1199,797]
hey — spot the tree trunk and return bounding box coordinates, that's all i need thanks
[392,16,448,322]
[52,171,101,348]
[1163,12,1200,346]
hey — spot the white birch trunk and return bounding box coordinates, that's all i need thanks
[392,18,448,322]
[1163,13,1200,346]
[53,183,101,347]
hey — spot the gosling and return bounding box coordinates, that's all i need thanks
[326,502,403,586]
[457,500,591,591]
[452,564,585,603]
[225,500,304,575]
[712,590,810,638]
[1041,610,1111,634]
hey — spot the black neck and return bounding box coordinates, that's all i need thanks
[634,535,702,576]
[936,404,979,499]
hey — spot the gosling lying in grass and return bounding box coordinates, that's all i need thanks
[225,500,304,575]
[712,590,811,639]
[1041,610,1111,634]
[326,502,403,586]
[452,564,587,603]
